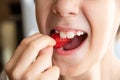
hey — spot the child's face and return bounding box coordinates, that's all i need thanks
[35,0,120,76]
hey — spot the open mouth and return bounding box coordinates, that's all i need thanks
[50,29,88,51]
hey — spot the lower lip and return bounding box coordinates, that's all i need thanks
[54,38,87,56]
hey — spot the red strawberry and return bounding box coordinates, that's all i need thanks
[51,33,71,49]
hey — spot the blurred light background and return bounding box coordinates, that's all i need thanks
[0,0,120,73]
[0,0,39,73]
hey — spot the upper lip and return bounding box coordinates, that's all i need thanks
[47,12,90,36]
[49,26,88,35]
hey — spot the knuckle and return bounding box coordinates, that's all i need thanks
[21,38,38,50]
[22,73,33,80]
[28,41,37,49]
[20,38,29,46]
[4,64,11,75]
[11,69,21,80]
[4,63,9,71]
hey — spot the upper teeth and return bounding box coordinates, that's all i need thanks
[76,31,84,36]
[66,32,75,38]
[55,30,59,33]
[60,31,67,38]
[56,30,84,39]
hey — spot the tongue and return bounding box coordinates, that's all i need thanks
[63,34,87,50]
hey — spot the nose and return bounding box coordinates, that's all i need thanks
[52,0,80,17]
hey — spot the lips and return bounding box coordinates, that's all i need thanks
[50,28,88,55]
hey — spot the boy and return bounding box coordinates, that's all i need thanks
[3,0,120,80]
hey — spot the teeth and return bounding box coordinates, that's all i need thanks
[55,30,85,39]
[80,31,84,35]
[66,32,75,38]
[60,31,67,38]
[55,30,59,33]
[76,31,81,36]
[76,31,84,36]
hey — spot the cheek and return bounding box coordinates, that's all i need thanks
[35,0,53,34]
[84,1,116,59]
[36,11,46,33]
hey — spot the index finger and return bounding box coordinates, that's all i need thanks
[12,35,56,77]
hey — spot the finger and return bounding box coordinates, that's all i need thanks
[5,33,42,75]
[13,33,43,62]
[39,66,60,80]
[22,47,54,80]
[12,35,56,78]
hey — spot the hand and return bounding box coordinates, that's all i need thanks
[5,33,60,80]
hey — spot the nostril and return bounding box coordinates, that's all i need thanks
[53,9,60,15]
[53,10,79,17]
[53,8,67,17]
[69,12,76,15]
[52,2,79,17]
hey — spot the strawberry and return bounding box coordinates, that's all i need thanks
[51,33,71,49]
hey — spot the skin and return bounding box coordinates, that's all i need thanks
[5,0,120,80]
